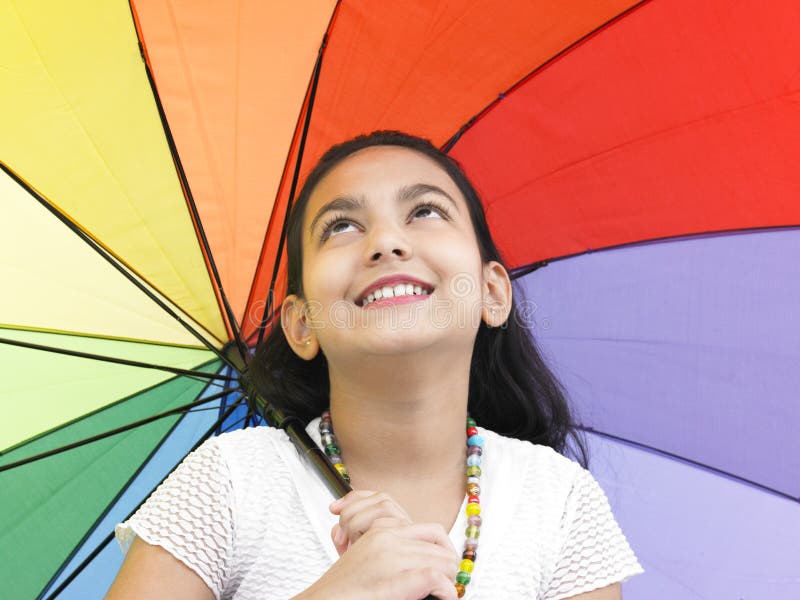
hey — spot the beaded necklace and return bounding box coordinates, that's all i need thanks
[319,410,484,598]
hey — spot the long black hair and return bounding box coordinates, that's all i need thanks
[250,130,589,467]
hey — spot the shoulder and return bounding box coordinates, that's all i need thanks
[207,425,303,490]
[209,424,294,460]
[479,428,588,539]
[467,429,598,595]
[481,427,584,492]
[476,430,644,596]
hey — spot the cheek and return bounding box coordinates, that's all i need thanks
[303,253,352,302]
[437,245,483,287]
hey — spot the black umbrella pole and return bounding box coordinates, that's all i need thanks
[243,382,352,499]
[283,415,353,499]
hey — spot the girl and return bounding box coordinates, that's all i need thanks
[108,131,643,599]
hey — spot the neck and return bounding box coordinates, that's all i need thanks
[325,348,470,502]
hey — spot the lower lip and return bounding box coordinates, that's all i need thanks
[361,294,430,308]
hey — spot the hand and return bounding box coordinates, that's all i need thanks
[329,490,413,555]
[296,490,458,600]
[302,521,460,600]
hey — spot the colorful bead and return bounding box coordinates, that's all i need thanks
[465,537,479,550]
[466,454,481,466]
[466,426,478,437]
[460,559,474,573]
[455,583,466,598]
[467,475,480,485]
[467,434,484,447]
[467,483,480,496]
[456,571,471,585]
[466,503,481,516]
[466,417,477,427]
[465,525,480,539]
[467,514,482,527]
[462,548,477,561]
[467,495,480,504]
[466,465,481,477]
[467,445,482,456]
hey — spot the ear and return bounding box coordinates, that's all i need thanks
[481,261,512,328]
[281,294,320,360]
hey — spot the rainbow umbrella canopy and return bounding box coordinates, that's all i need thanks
[1,0,799,598]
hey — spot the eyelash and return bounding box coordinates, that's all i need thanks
[318,200,452,241]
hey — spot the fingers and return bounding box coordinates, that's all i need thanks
[361,528,460,595]
[359,524,460,577]
[330,523,348,556]
[330,490,410,521]
[317,521,460,600]
[341,499,410,541]
[383,522,458,555]
[328,489,460,597]
[403,568,459,600]
[329,489,375,515]
[390,535,460,600]
[331,490,412,548]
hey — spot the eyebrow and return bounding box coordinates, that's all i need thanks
[309,183,459,236]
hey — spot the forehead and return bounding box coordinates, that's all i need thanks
[303,146,463,230]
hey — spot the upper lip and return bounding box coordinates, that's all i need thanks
[355,274,435,305]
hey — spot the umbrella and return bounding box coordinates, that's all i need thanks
[1,0,799,598]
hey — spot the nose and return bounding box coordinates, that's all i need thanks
[364,222,412,263]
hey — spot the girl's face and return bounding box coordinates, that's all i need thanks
[290,145,506,363]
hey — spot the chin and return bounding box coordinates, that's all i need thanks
[358,329,439,355]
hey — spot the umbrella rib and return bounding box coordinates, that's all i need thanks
[580,426,799,503]
[253,29,332,347]
[0,388,243,472]
[218,411,252,435]
[127,2,248,362]
[0,163,236,370]
[40,400,243,600]
[0,335,235,382]
[441,0,653,153]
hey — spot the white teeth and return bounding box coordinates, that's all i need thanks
[360,282,433,306]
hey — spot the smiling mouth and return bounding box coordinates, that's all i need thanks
[357,283,434,307]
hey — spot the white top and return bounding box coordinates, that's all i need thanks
[116,419,644,599]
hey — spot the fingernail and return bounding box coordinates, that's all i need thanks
[329,498,342,511]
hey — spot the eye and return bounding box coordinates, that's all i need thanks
[319,213,358,241]
[411,200,451,220]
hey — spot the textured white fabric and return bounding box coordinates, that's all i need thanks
[116,420,643,599]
